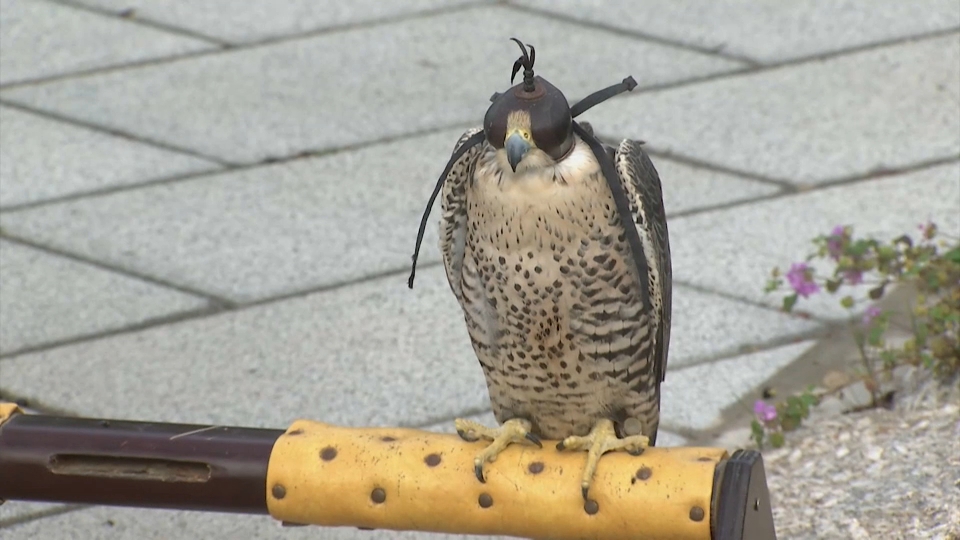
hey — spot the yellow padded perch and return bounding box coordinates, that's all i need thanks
[266,420,727,539]
[0,403,21,427]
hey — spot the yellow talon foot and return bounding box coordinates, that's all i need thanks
[455,417,541,483]
[556,419,650,500]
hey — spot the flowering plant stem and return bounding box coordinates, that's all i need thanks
[752,221,959,449]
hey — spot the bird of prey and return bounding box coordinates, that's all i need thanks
[410,39,671,502]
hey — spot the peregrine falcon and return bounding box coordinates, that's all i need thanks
[410,39,671,501]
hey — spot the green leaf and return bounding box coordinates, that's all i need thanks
[825,278,842,293]
[782,294,798,312]
[878,245,897,258]
[914,321,929,346]
[840,296,855,309]
[849,239,872,258]
[944,246,960,264]
[926,272,941,291]
[868,283,887,300]
[770,432,785,448]
[785,395,807,417]
[750,420,765,449]
[879,350,899,369]
[867,324,886,347]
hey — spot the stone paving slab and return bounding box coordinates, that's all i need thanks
[0,5,743,164]
[0,240,209,356]
[0,265,816,430]
[0,127,465,302]
[665,287,818,369]
[516,0,960,63]
[0,502,75,529]
[0,0,213,86]
[0,106,219,208]
[0,502,505,540]
[645,156,781,214]
[583,34,960,185]
[75,0,484,44]
[0,129,779,302]
[661,340,816,431]
[667,162,960,321]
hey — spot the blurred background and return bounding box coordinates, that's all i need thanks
[0,0,958,538]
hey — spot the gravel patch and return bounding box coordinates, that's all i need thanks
[765,376,959,539]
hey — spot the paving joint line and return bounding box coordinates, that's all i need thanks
[207,0,492,48]
[1,25,950,186]
[502,1,761,67]
[662,155,960,221]
[0,1,490,91]
[0,234,235,308]
[0,260,443,362]
[798,154,960,190]
[0,5,950,102]
[0,304,227,361]
[2,154,949,358]
[0,101,234,166]
[0,504,88,530]
[630,145,796,189]
[0,389,79,417]
[595,26,960,109]
[39,0,229,46]
[666,326,833,374]
[0,119,475,213]
[238,262,442,310]
[672,279,834,325]
[4,118,949,217]
[0,49,222,90]
[0,165,228,213]
[669,191,793,220]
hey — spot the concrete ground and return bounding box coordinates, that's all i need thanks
[0,0,957,538]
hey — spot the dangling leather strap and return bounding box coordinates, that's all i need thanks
[408,130,487,288]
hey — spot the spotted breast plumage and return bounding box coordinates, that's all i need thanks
[430,39,671,501]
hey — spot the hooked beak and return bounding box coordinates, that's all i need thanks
[505,132,531,172]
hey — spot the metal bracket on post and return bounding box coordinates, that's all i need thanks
[711,449,778,540]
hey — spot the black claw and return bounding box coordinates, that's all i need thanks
[525,432,543,448]
[457,429,477,442]
[581,486,589,501]
[627,447,645,457]
[475,464,486,483]
[556,441,566,451]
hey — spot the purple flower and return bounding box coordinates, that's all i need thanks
[786,263,820,298]
[862,306,882,326]
[754,400,777,423]
[844,270,863,285]
[827,225,846,260]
